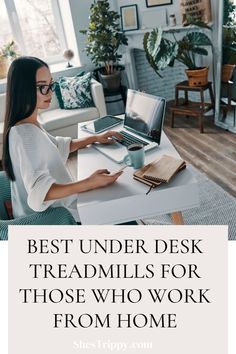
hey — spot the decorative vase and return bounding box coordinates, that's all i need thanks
[0,57,9,79]
[99,70,121,92]
[185,67,209,87]
[169,14,176,27]
[221,64,235,82]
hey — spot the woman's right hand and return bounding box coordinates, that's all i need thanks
[45,169,123,201]
[86,169,123,190]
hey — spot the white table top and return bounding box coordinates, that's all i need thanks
[77,122,200,224]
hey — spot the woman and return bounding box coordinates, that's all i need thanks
[2,56,123,222]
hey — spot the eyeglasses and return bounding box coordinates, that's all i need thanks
[36,82,57,95]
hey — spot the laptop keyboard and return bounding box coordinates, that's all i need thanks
[114,130,149,147]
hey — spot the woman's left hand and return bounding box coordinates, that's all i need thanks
[95,131,123,144]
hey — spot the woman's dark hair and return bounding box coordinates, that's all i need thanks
[2,56,48,181]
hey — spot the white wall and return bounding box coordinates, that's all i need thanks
[117,0,182,26]
[116,0,219,28]
[68,0,94,68]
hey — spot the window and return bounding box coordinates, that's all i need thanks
[0,2,13,46]
[1,0,67,64]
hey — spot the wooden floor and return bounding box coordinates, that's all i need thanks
[164,103,236,197]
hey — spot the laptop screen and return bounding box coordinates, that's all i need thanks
[124,89,166,143]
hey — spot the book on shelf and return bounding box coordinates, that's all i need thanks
[133,155,186,187]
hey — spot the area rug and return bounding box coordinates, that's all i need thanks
[140,165,236,240]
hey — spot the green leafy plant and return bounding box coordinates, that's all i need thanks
[222,26,236,64]
[0,40,18,61]
[224,0,236,26]
[222,0,236,65]
[143,23,212,78]
[80,0,128,75]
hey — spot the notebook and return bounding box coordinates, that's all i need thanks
[133,155,186,187]
[93,89,166,163]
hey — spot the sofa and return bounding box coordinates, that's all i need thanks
[0,78,107,159]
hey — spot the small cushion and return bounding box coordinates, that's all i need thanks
[55,72,95,109]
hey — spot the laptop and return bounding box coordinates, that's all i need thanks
[93,89,166,163]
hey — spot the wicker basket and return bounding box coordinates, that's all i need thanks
[0,57,9,79]
[185,67,209,87]
[221,64,235,82]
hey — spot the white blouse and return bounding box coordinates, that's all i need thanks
[9,124,79,221]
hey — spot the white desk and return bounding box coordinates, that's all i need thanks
[77,123,200,224]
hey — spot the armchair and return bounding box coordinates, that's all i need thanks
[0,171,77,240]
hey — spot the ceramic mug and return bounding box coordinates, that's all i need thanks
[124,143,145,169]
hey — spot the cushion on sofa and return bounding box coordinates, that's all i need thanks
[54,71,85,109]
[55,72,95,109]
[38,107,99,131]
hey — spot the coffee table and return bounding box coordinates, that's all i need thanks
[77,122,200,224]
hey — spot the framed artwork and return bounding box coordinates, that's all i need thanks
[146,0,173,7]
[180,0,212,24]
[120,4,139,31]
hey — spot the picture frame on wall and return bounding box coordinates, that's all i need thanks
[146,0,173,7]
[180,0,212,24]
[120,4,139,31]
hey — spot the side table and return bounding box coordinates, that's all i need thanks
[170,81,215,133]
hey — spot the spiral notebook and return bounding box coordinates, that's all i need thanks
[133,155,186,187]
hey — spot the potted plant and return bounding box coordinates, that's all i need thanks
[80,0,128,91]
[143,22,212,87]
[0,40,18,79]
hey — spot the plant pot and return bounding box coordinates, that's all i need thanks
[99,70,121,92]
[185,67,209,87]
[221,64,235,82]
[0,57,9,79]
